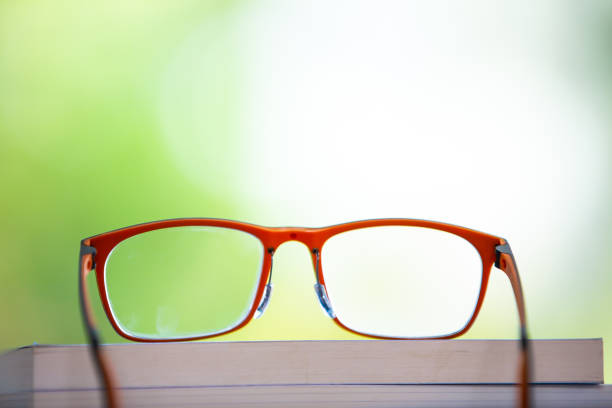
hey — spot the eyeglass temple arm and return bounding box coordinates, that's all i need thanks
[79,242,120,408]
[495,241,530,408]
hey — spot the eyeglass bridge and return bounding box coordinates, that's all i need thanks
[254,246,336,320]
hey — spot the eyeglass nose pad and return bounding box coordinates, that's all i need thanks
[314,283,335,319]
[254,283,273,319]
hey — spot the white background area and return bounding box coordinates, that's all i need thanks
[160,0,611,347]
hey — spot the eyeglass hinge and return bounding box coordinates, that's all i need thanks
[80,242,97,270]
[494,243,512,269]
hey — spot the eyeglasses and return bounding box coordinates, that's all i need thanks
[78,218,530,408]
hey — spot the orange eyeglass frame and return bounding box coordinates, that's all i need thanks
[78,218,530,408]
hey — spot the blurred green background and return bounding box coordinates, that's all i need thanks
[1,0,612,382]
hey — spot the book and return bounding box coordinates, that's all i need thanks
[8,384,612,408]
[0,339,607,408]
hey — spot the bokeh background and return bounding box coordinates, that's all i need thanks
[1,0,611,381]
